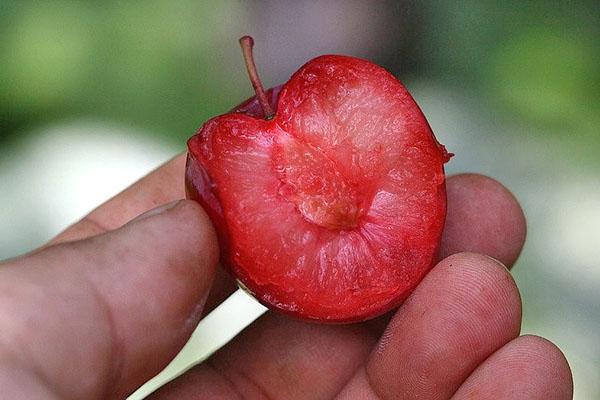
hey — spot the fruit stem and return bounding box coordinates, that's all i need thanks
[239,36,274,120]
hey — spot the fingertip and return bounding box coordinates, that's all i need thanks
[125,199,219,276]
[437,251,522,327]
[439,251,516,283]
[441,251,513,280]
[513,335,574,398]
[433,252,524,344]
[367,251,523,399]
[453,335,573,400]
[442,174,527,268]
[160,199,220,272]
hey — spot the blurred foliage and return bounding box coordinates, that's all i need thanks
[0,0,248,145]
[487,28,598,131]
[1,0,598,150]
[422,0,599,150]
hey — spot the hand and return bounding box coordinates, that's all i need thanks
[0,154,573,399]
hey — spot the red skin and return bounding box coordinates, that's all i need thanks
[186,55,451,323]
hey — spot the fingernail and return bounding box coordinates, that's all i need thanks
[130,200,182,223]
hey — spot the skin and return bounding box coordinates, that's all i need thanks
[0,153,572,399]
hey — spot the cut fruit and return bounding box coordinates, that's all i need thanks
[186,55,450,322]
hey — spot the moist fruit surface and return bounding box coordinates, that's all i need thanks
[186,52,450,322]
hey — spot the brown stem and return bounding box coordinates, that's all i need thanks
[239,36,274,120]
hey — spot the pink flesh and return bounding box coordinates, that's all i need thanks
[187,55,449,322]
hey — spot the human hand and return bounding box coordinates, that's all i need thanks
[0,154,573,399]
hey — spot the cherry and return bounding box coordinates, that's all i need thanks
[186,36,451,322]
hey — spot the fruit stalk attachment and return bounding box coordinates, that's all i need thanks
[239,35,275,120]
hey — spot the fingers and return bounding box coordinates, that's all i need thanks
[150,174,527,399]
[336,253,522,400]
[0,200,218,399]
[440,174,526,267]
[451,335,573,400]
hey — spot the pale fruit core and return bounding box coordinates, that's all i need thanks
[275,134,365,230]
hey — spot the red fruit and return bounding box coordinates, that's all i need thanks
[186,37,451,322]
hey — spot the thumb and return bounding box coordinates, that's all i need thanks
[0,200,218,399]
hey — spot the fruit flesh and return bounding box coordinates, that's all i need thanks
[187,55,450,322]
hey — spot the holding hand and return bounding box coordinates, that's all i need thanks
[0,155,572,399]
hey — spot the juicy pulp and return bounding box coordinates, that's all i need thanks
[186,55,450,322]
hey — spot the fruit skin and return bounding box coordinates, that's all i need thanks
[186,55,450,323]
